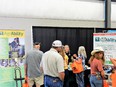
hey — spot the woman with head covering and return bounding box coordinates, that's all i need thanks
[89,47,105,87]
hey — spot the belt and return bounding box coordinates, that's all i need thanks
[45,75,59,79]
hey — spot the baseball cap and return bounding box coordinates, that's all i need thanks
[52,40,62,47]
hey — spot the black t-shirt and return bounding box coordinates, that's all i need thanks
[66,52,72,64]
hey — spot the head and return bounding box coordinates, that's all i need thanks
[64,45,70,53]
[33,42,41,50]
[78,46,87,58]
[52,40,62,52]
[91,47,105,63]
[14,37,19,43]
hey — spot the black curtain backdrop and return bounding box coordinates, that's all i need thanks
[33,26,94,65]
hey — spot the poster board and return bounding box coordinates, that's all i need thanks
[0,30,25,67]
[0,30,25,87]
[93,33,116,65]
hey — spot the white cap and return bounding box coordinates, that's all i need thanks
[91,47,104,55]
[52,40,62,47]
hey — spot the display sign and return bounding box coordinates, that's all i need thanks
[93,33,116,65]
[0,30,25,87]
[0,30,25,67]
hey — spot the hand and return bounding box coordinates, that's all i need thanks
[73,54,77,58]
[25,76,28,83]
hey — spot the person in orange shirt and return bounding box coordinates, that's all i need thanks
[110,58,116,87]
[110,73,116,87]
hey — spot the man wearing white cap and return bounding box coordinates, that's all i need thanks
[40,40,65,87]
[89,47,105,87]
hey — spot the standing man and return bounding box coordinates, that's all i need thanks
[24,42,43,87]
[40,40,65,87]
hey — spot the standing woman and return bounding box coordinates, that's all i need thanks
[73,46,87,87]
[89,47,105,87]
[64,45,72,64]
[59,46,69,87]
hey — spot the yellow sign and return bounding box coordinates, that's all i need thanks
[0,30,25,38]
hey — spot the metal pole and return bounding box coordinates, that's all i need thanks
[105,0,111,28]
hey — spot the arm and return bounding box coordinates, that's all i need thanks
[39,52,44,73]
[57,55,65,81]
[97,60,105,78]
[100,70,105,78]
[65,55,68,65]
[88,56,94,64]
[40,60,43,73]
[24,64,28,76]
[59,72,65,81]
[110,58,116,66]
[24,64,28,83]
[73,54,78,59]
[24,54,28,76]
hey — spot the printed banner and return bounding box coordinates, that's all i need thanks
[0,30,25,38]
[93,33,116,65]
[0,30,25,87]
[0,30,25,67]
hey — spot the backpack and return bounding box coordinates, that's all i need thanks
[71,59,83,73]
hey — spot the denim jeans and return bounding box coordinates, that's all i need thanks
[44,75,63,87]
[90,75,103,87]
[75,71,84,87]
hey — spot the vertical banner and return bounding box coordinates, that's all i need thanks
[93,33,116,65]
[0,30,25,87]
[0,30,25,67]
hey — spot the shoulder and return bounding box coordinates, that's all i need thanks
[38,50,43,54]
[94,58,102,65]
[26,50,33,54]
[65,55,68,59]
[43,50,50,55]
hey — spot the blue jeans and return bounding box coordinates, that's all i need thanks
[90,75,103,87]
[75,71,84,87]
[44,75,63,87]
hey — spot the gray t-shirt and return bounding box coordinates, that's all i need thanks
[25,49,43,78]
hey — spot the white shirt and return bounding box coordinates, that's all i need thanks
[40,48,64,77]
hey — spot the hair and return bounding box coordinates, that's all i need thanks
[78,46,87,58]
[64,45,69,48]
[95,51,105,64]
[59,46,65,60]
[89,51,105,64]
[33,42,40,46]
[88,56,94,64]
[64,45,71,54]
